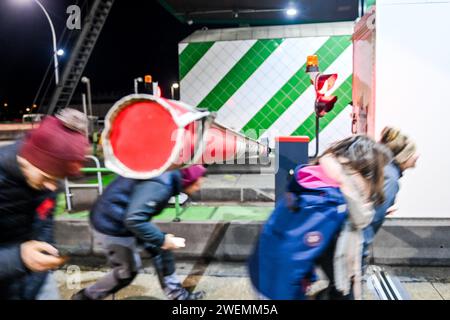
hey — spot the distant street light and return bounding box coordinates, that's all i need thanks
[286,8,299,17]
[3,103,7,108]
[171,83,180,100]
[134,77,143,94]
[26,108,31,112]
[15,0,61,85]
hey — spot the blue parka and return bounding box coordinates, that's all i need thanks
[248,165,349,300]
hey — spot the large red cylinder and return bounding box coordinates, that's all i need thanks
[102,94,269,179]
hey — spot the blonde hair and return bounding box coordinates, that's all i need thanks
[380,127,416,164]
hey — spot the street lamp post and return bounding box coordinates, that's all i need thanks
[81,77,93,116]
[171,83,180,100]
[30,0,61,86]
[134,77,143,94]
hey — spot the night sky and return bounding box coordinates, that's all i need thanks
[0,0,200,118]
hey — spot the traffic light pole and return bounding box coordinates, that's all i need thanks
[313,114,320,159]
[306,55,338,159]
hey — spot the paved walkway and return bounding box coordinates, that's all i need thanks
[55,262,450,300]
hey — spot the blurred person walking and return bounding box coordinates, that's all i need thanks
[0,109,89,299]
[72,165,207,300]
[249,135,392,300]
[362,127,419,269]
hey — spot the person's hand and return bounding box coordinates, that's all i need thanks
[20,241,66,272]
[161,234,186,250]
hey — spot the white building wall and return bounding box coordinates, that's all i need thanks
[376,0,450,217]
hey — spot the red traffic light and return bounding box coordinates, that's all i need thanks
[315,95,338,118]
[313,73,338,117]
[315,74,338,96]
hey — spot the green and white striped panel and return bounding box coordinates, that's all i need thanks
[179,35,353,154]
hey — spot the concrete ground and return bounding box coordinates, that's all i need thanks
[191,174,275,202]
[55,261,259,300]
[55,261,450,300]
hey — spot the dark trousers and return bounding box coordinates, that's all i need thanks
[315,233,354,300]
[144,242,176,283]
[84,240,176,300]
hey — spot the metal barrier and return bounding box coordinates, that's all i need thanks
[64,159,185,219]
[64,155,105,211]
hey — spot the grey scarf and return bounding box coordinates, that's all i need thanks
[319,155,375,299]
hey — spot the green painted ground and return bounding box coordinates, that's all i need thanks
[56,205,273,222]
[87,174,117,186]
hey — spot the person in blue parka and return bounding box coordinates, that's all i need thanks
[249,135,392,300]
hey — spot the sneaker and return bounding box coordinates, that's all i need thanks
[165,285,206,300]
[186,290,206,300]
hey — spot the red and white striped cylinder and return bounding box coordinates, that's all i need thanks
[102,94,270,179]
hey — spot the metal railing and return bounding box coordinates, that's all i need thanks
[64,159,184,220]
[64,155,106,211]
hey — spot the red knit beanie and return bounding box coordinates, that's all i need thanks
[180,165,207,188]
[19,116,89,178]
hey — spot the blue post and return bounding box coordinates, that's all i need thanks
[275,137,310,203]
